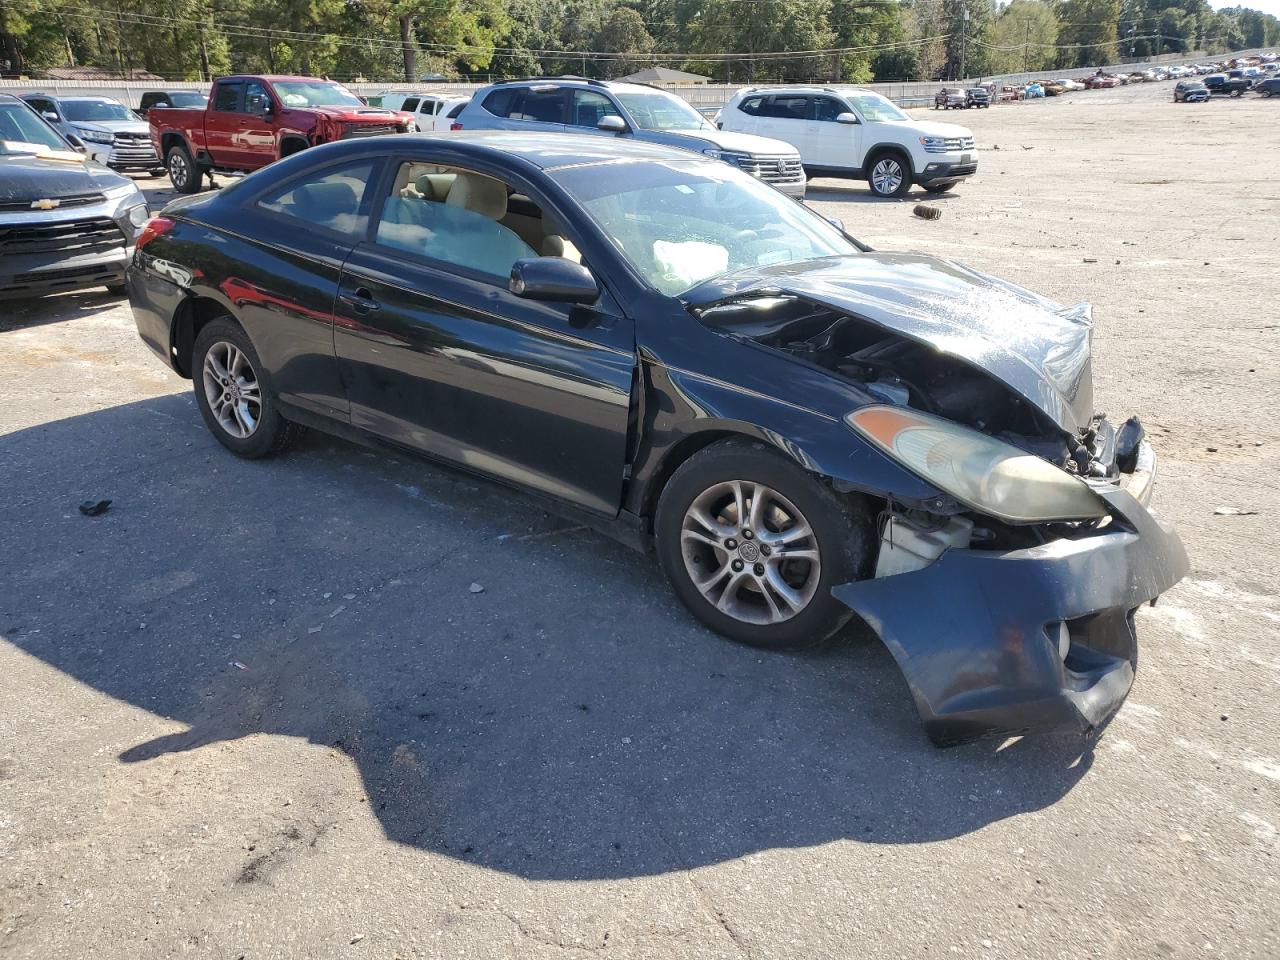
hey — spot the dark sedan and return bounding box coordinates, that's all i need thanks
[0,94,150,298]
[126,133,1187,745]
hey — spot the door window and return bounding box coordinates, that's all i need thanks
[244,81,270,114]
[760,95,810,120]
[374,161,580,280]
[570,90,617,128]
[256,160,377,236]
[402,97,420,112]
[812,97,845,122]
[213,82,244,112]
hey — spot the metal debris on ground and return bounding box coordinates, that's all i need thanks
[913,205,942,221]
[78,499,112,517]
[1213,506,1258,516]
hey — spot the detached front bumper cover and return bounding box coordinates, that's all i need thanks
[834,484,1188,746]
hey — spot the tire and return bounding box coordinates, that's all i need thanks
[105,282,127,295]
[654,439,874,650]
[924,182,956,194]
[150,167,166,178]
[167,143,203,194]
[866,151,912,199]
[191,316,300,458]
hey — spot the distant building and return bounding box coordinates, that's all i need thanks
[617,67,711,86]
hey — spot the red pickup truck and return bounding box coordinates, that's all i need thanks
[150,75,414,193]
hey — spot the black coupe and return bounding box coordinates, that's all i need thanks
[127,133,1187,744]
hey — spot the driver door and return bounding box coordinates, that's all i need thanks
[333,159,636,517]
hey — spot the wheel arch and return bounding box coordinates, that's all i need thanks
[160,131,191,159]
[279,135,309,158]
[864,142,915,177]
[170,293,240,378]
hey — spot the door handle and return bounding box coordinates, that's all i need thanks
[339,288,380,313]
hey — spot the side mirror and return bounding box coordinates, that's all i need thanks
[835,112,859,125]
[510,257,599,304]
[826,216,845,233]
[42,111,59,122]
[596,114,627,133]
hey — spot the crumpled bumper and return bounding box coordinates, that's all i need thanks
[833,482,1188,746]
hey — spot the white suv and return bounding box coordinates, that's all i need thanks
[718,86,977,198]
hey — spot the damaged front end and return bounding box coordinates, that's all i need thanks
[687,254,1189,744]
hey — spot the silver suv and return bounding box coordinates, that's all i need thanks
[451,78,806,198]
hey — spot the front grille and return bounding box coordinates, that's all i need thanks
[110,132,159,164]
[0,193,104,213]
[736,154,804,184]
[923,136,977,154]
[342,123,400,139]
[0,216,126,257]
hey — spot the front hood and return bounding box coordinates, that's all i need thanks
[71,119,149,135]
[896,119,973,139]
[686,253,1094,436]
[307,105,402,123]
[680,129,799,156]
[0,153,130,203]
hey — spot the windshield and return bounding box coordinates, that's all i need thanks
[168,92,208,107]
[614,91,711,131]
[272,81,364,108]
[554,161,858,296]
[63,100,135,122]
[0,103,70,152]
[844,92,908,122]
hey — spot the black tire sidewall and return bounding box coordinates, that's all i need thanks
[192,317,288,458]
[867,151,912,199]
[167,144,202,194]
[655,440,873,650]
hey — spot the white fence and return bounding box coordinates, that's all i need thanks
[0,49,1268,110]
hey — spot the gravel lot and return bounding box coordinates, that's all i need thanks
[2,81,1278,959]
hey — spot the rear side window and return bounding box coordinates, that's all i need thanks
[213,82,243,112]
[482,89,519,117]
[402,97,420,112]
[257,160,376,236]
[736,96,764,116]
[760,95,810,120]
[482,87,566,123]
[446,102,466,119]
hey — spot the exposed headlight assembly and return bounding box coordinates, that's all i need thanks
[846,405,1107,524]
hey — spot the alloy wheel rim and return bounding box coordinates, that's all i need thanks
[871,158,903,195]
[202,341,261,439]
[170,153,188,187]
[680,480,822,625]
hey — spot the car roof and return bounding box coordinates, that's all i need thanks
[425,131,707,170]
[487,78,660,95]
[215,75,339,83]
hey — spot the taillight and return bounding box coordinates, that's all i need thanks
[136,216,176,251]
[450,122,463,131]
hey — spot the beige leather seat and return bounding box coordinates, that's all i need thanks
[446,173,508,220]
[416,173,455,202]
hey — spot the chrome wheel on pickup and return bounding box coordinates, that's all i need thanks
[166,143,202,194]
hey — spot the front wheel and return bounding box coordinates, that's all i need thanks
[655,440,874,650]
[867,153,912,198]
[167,143,203,194]
[192,317,299,458]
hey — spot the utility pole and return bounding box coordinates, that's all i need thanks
[1023,19,1031,74]
[959,6,970,80]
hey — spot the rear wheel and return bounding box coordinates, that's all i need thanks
[167,143,203,194]
[866,152,912,199]
[655,440,874,650]
[192,317,299,458]
[924,182,956,194]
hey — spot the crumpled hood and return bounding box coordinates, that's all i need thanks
[0,153,131,203]
[686,252,1095,436]
[305,105,402,123]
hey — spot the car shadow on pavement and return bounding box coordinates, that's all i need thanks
[0,290,127,332]
[1,393,1094,881]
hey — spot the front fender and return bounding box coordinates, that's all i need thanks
[626,360,944,517]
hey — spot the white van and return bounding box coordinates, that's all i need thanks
[718,86,976,198]
[378,92,471,132]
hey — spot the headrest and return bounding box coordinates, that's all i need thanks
[446,172,507,220]
[294,181,357,217]
[416,173,455,201]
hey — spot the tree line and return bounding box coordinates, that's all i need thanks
[2,0,1277,85]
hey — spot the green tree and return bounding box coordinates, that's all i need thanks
[594,7,655,77]
[991,0,1059,73]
